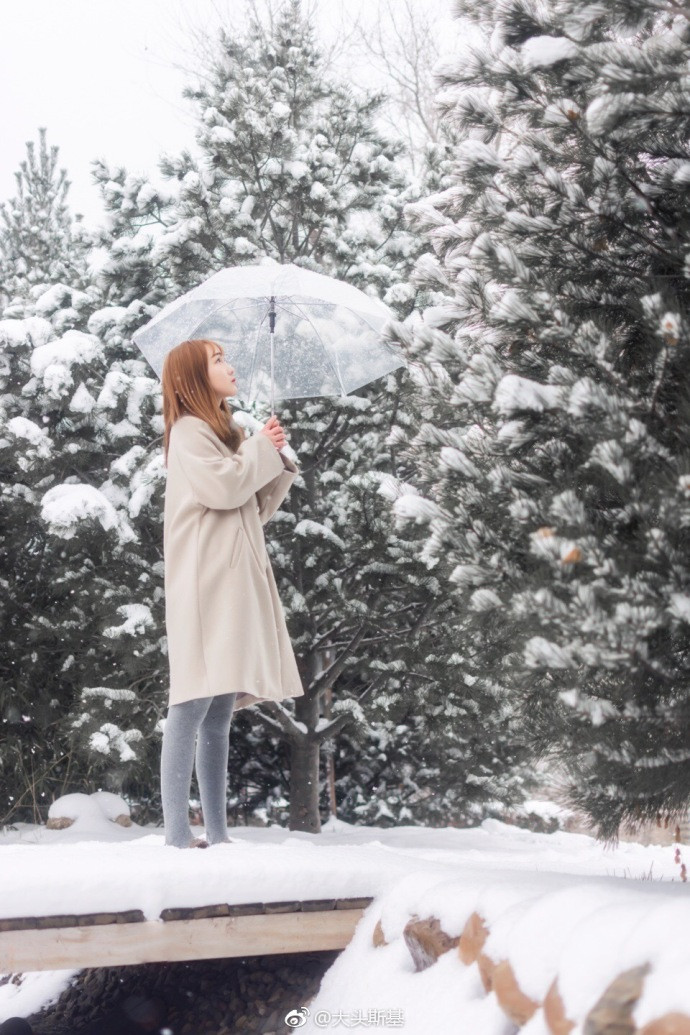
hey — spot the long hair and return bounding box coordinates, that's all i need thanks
[161,339,244,466]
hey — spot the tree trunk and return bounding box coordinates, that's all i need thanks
[288,687,321,832]
[324,684,337,820]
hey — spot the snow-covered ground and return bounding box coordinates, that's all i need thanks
[1,800,688,1033]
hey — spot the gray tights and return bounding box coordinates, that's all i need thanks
[160,692,237,848]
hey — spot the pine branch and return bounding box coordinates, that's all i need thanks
[310,624,369,699]
[257,699,307,741]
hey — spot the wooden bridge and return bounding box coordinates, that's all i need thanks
[0,895,373,972]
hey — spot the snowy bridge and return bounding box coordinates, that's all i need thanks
[3,818,690,1032]
[0,818,401,973]
[0,895,373,972]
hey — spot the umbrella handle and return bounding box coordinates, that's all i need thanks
[269,296,276,417]
[270,325,275,417]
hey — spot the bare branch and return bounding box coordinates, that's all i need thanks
[256,698,307,741]
[314,710,354,744]
[311,624,369,699]
[345,0,446,166]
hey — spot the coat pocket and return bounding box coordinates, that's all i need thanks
[228,526,244,568]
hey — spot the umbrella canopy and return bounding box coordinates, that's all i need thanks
[132,260,407,408]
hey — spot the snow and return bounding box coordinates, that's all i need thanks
[30,330,100,379]
[89,724,143,762]
[262,157,282,177]
[585,92,637,137]
[567,376,610,417]
[669,593,690,622]
[558,689,618,727]
[521,799,569,821]
[521,36,579,70]
[310,181,329,201]
[102,603,154,638]
[40,483,137,544]
[490,289,538,324]
[589,439,632,484]
[0,970,79,1024]
[80,687,137,705]
[135,182,159,208]
[449,564,488,588]
[127,452,164,518]
[86,306,128,336]
[493,374,561,415]
[5,417,52,453]
[454,139,502,175]
[440,446,480,478]
[32,284,90,316]
[543,98,582,125]
[286,159,310,179]
[524,636,573,668]
[1,811,689,1031]
[469,588,502,611]
[210,126,236,147]
[294,518,346,549]
[0,317,53,347]
[660,311,680,343]
[47,791,130,824]
[392,494,442,524]
[69,381,96,413]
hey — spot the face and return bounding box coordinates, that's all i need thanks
[206,342,238,402]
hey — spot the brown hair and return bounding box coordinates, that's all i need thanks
[161,339,244,466]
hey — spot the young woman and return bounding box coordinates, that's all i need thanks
[160,338,304,848]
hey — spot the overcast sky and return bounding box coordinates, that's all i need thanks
[1,0,458,227]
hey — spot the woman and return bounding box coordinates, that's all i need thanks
[160,338,304,848]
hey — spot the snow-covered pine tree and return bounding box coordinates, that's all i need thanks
[384,0,690,839]
[90,161,174,315]
[89,0,518,832]
[0,308,164,820]
[94,0,417,310]
[331,129,534,829]
[0,135,171,819]
[0,128,91,321]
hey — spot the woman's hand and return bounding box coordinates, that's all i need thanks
[259,414,287,451]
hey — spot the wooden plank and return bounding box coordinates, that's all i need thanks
[0,910,145,933]
[336,897,373,910]
[0,908,366,972]
[159,904,230,922]
[0,899,374,933]
[301,899,337,912]
[264,900,303,914]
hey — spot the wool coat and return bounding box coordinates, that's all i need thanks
[163,414,305,711]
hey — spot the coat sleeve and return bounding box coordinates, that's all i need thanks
[255,451,300,526]
[172,419,285,510]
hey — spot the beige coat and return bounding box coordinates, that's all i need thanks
[163,414,305,711]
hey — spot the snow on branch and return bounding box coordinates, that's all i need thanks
[521,36,579,70]
[102,605,155,639]
[493,374,561,415]
[294,519,346,550]
[40,483,137,544]
[393,493,442,525]
[88,723,143,762]
[81,686,138,703]
[524,636,574,669]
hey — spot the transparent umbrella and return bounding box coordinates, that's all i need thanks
[132,259,407,413]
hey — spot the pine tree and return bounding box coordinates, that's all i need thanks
[0,2,531,832]
[89,160,173,313]
[384,0,690,839]
[0,308,163,821]
[94,0,417,310]
[0,128,91,321]
[89,0,514,833]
